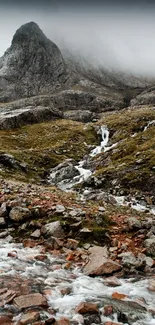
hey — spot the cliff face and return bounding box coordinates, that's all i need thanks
[0,22,68,101]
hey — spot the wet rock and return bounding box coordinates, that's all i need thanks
[112,292,128,300]
[0,230,8,238]
[103,276,121,287]
[18,311,40,325]
[14,293,47,309]
[54,319,71,325]
[147,279,155,292]
[30,229,41,238]
[104,323,120,325]
[144,236,155,256]
[43,221,64,238]
[76,302,99,314]
[45,317,56,324]
[9,206,31,222]
[83,246,122,275]
[103,305,113,316]
[48,160,79,185]
[83,314,101,325]
[0,288,17,306]
[0,316,13,325]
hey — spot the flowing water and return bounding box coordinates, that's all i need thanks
[0,240,154,324]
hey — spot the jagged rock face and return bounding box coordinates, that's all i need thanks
[0,22,67,102]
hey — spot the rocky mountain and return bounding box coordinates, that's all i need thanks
[0,21,154,130]
[0,22,69,102]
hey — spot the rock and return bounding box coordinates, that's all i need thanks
[0,202,7,218]
[9,206,31,222]
[48,159,79,185]
[0,288,17,307]
[55,205,66,213]
[18,311,40,325]
[103,276,121,287]
[118,252,137,267]
[76,302,99,314]
[144,236,155,256]
[0,106,63,130]
[30,229,41,238]
[104,323,122,325]
[103,305,113,316]
[0,22,67,102]
[43,221,64,238]
[127,217,142,230]
[0,316,13,325]
[65,239,79,250]
[147,279,155,292]
[83,314,101,325]
[63,110,93,123]
[112,292,128,300]
[54,319,71,325]
[13,293,47,309]
[0,217,5,226]
[83,246,122,275]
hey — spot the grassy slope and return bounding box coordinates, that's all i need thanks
[94,106,155,194]
[0,119,98,182]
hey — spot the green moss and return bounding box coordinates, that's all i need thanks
[0,119,98,182]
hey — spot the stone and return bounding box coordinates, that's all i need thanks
[83,246,122,275]
[0,217,5,226]
[13,293,47,309]
[104,323,121,325]
[9,206,31,222]
[76,302,99,314]
[0,316,13,325]
[144,236,155,256]
[30,229,41,238]
[55,205,66,213]
[103,276,121,287]
[118,252,137,267]
[48,160,79,185]
[148,279,155,292]
[65,239,79,250]
[43,221,64,238]
[0,22,66,102]
[103,305,113,316]
[127,217,142,230]
[0,202,7,218]
[0,289,17,307]
[54,319,71,325]
[18,311,40,325]
[112,292,128,300]
[83,314,101,325]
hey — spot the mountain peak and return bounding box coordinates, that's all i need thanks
[12,21,47,46]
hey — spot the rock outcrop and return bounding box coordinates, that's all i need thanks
[0,22,68,102]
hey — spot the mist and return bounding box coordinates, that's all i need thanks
[1,4,155,77]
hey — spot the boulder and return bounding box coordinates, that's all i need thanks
[83,246,122,275]
[43,221,64,238]
[18,311,40,325]
[9,206,31,222]
[144,236,155,256]
[48,159,79,185]
[13,293,47,309]
[76,302,99,314]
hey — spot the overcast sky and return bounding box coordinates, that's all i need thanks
[1,0,155,76]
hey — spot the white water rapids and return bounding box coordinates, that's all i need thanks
[0,240,154,324]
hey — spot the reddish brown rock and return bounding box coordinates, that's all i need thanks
[83,246,122,275]
[103,305,113,316]
[14,293,47,309]
[104,322,121,325]
[76,302,99,314]
[112,292,128,300]
[54,318,71,325]
[0,316,13,325]
[0,289,17,307]
[18,311,40,324]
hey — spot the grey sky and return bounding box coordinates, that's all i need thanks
[1,4,155,76]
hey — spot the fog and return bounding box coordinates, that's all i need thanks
[1,5,155,77]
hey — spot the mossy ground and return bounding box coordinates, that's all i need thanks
[0,119,98,182]
[94,106,155,194]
